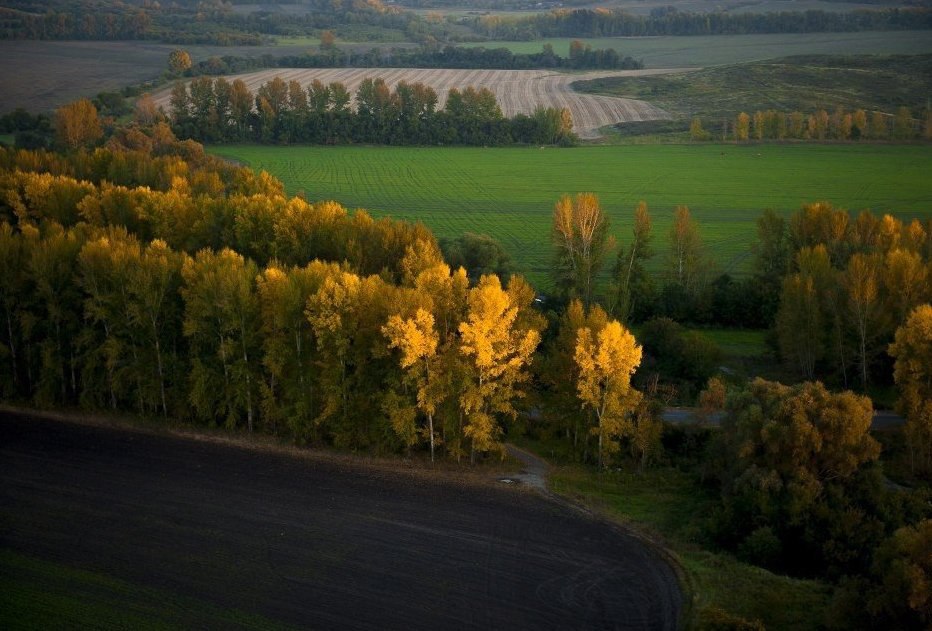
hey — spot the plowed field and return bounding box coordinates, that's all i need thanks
[0,412,683,629]
[152,67,686,138]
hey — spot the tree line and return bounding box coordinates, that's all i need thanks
[470,7,932,40]
[690,105,932,142]
[167,76,577,146]
[177,42,642,84]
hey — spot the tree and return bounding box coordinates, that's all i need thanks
[689,116,709,141]
[668,205,703,292]
[752,208,790,322]
[735,112,750,141]
[134,93,161,126]
[612,200,653,323]
[129,239,183,418]
[888,304,932,476]
[182,248,261,431]
[713,379,882,576]
[440,233,512,283]
[54,99,102,150]
[383,308,446,461]
[893,106,914,140]
[844,252,885,388]
[551,193,614,306]
[458,275,540,461]
[574,320,642,468]
[168,49,192,75]
[319,30,336,51]
[870,111,888,140]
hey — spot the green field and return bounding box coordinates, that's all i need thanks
[461,31,932,67]
[210,143,932,288]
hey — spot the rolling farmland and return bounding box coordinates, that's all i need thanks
[152,67,685,138]
[211,143,932,288]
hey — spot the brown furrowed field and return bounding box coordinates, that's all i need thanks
[152,67,686,138]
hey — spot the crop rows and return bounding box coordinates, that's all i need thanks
[153,67,684,138]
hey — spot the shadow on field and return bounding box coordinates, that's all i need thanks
[0,412,681,629]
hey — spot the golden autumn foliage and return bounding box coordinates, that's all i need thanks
[574,319,642,468]
[458,275,540,459]
[889,304,932,476]
[54,99,103,150]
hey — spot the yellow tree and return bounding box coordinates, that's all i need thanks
[844,252,885,388]
[668,205,703,291]
[551,192,614,306]
[575,320,642,468]
[735,112,750,141]
[383,308,445,461]
[888,304,932,475]
[458,275,540,462]
[55,99,103,150]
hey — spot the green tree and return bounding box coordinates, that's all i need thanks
[182,248,261,431]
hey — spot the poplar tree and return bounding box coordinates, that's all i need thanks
[551,193,613,306]
[458,275,540,461]
[574,320,642,469]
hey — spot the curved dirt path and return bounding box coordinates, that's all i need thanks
[2,412,683,630]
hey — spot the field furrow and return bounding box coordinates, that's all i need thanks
[152,67,689,137]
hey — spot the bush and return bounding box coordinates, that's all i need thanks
[738,526,783,569]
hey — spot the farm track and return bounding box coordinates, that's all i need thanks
[1,411,683,629]
[152,67,688,138]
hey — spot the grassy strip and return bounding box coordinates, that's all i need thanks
[0,550,288,630]
[575,54,932,123]
[548,465,832,629]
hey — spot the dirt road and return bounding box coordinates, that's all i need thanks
[1,412,682,629]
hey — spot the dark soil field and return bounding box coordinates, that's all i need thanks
[0,412,682,629]
[0,40,325,113]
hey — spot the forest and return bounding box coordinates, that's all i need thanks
[1,98,930,628]
[183,43,645,75]
[2,0,930,45]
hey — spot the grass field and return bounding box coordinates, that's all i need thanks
[462,31,932,67]
[210,143,932,288]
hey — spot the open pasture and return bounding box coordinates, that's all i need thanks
[152,67,683,138]
[210,143,932,288]
[462,31,932,67]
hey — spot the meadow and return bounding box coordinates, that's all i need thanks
[210,143,932,288]
[461,31,932,67]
